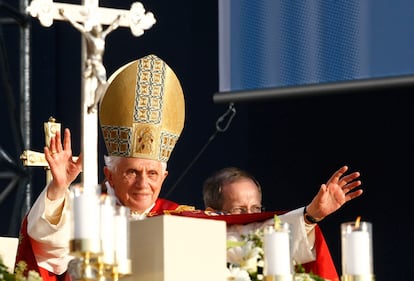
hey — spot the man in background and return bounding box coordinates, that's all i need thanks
[202,165,363,280]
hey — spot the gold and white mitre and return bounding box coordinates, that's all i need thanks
[99,54,185,162]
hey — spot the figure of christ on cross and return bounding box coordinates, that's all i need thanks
[26,0,156,187]
[59,8,121,113]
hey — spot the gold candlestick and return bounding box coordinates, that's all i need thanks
[341,275,375,281]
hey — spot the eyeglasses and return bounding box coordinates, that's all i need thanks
[225,206,264,215]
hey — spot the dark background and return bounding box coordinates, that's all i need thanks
[1,1,413,280]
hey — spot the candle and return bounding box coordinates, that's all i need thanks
[263,223,292,276]
[70,185,101,253]
[341,221,373,276]
[100,194,115,264]
[114,205,131,274]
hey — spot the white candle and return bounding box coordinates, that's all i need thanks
[100,195,115,264]
[341,222,373,275]
[264,224,291,276]
[72,186,100,244]
[114,206,131,274]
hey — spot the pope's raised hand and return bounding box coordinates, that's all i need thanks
[44,128,83,200]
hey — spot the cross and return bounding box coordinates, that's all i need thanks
[20,117,61,184]
[26,0,156,187]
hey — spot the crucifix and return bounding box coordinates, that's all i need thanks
[25,0,156,187]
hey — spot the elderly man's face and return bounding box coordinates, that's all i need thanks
[104,157,168,214]
[220,178,262,214]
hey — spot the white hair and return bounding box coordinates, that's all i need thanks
[103,155,167,172]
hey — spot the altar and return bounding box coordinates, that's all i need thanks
[125,215,227,281]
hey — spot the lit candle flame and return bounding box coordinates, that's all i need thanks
[355,216,361,228]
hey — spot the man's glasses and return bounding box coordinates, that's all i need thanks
[225,206,265,215]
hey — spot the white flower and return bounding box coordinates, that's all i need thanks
[226,265,252,281]
[0,259,43,281]
[27,270,43,281]
[227,238,263,273]
[226,215,326,281]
